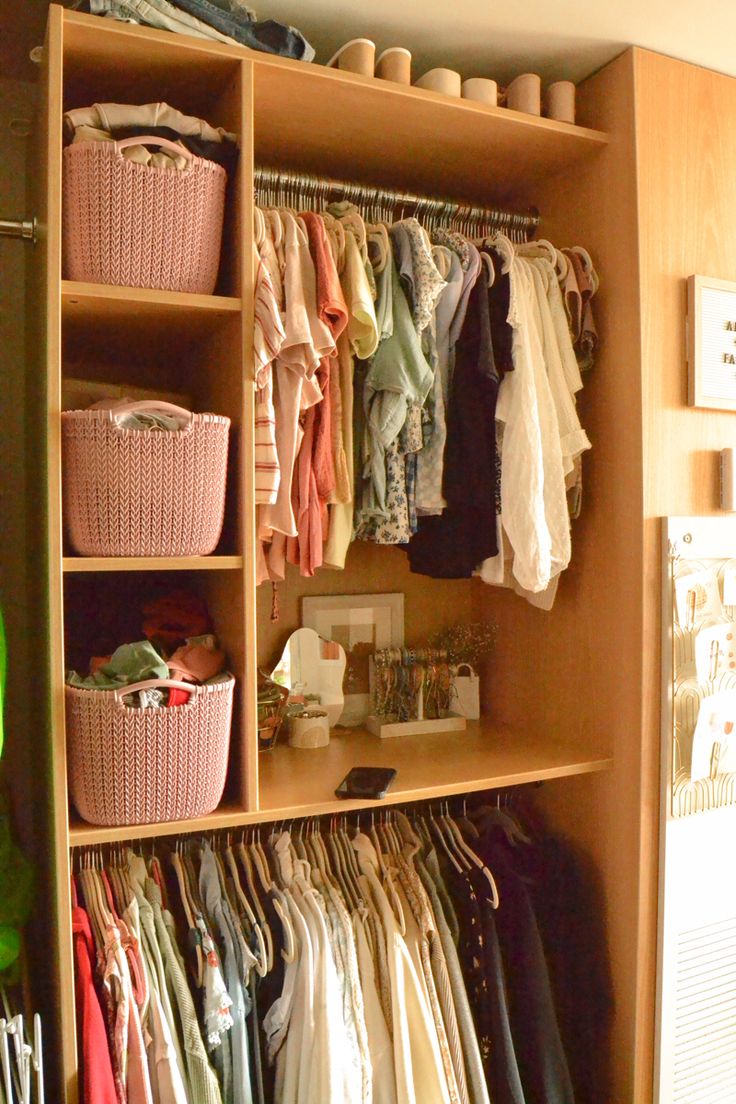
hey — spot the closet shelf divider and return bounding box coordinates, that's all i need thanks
[61,280,241,312]
[62,555,245,572]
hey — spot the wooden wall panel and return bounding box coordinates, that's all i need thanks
[475,50,648,1102]
[256,542,477,670]
[635,47,736,1103]
[637,51,736,522]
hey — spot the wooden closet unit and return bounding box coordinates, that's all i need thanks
[34,8,651,1102]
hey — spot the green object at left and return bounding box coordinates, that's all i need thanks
[0,605,6,760]
[0,605,35,973]
[0,802,34,930]
[0,926,20,974]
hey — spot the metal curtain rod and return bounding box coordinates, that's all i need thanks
[254,165,540,240]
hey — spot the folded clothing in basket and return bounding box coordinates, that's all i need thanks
[87,397,190,431]
[67,639,228,706]
[168,635,226,682]
[68,640,168,691]
[64,101,239,175]
[64,101,237,144]
[68,124,240,176]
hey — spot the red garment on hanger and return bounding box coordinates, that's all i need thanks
[286,213,349,574]
[72,893,118,1104]
[302,211,349,510]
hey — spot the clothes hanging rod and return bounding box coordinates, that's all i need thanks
[254,166,540,236]
[0,216,37,243]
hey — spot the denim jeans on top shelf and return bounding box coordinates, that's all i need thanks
[92,0,245,43]
[173,0,314,59]
[90,0,314,60]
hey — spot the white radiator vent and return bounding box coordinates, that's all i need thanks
[673,916,736,1103]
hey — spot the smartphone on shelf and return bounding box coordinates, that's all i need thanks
[335,767,397,800]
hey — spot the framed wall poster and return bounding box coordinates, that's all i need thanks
[301,594,404,726]
[687,274,736,410]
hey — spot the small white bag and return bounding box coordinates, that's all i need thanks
[452,663,480,720]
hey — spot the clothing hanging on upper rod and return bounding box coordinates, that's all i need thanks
[252,175,597,601]
[253,166,541,243]
[253,199,597,600]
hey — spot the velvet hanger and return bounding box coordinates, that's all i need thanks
[364,823,406,935]
[443,803,500,908]
[224,843,268,978]
[237,838,274,973]
[170,845,204,988]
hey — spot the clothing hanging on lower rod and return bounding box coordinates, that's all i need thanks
[252,167,598,608]
[71,792,612,1104]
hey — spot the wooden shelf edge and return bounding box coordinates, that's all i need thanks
[256,722,613,820]
[62,280,241,313]
[258,753,615,821]
[68,802,251,846]
[63,555,244,572]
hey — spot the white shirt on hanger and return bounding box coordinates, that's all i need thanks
[494,254,571,593]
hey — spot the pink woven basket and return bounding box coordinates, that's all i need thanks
[62,402,230,557]
[63,136,227,293]
[66,676,235,826]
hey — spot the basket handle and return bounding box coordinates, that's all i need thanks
[112,678,201,704]
[106,400,194,425]
[113,135,195,160]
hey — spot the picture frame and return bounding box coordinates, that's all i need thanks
[687,273,736,411]
[301,593,404,726]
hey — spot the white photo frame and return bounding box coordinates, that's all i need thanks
[301,593,404,726]
[687,273,736,411]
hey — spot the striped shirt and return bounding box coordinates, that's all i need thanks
[254,247,284,504]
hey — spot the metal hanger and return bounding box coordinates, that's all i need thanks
[0,1020,13,1104]
[223,839,268,978]
[32,1015,43,1104]
[254,165,540,239]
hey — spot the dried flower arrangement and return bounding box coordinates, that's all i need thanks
[428,621,497,668]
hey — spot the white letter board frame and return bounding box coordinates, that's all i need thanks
[688,273,736,411]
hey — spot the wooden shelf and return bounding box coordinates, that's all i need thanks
[257,721,613,818]
[63,555,243,572]
[62,281,241,313]
[62,282,243,373]
[66,723,611,846]
[252,59,608,206]
[68,801,250,847]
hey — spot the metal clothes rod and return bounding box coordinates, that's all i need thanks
[0,218,36,243]
[254,166,540,240]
